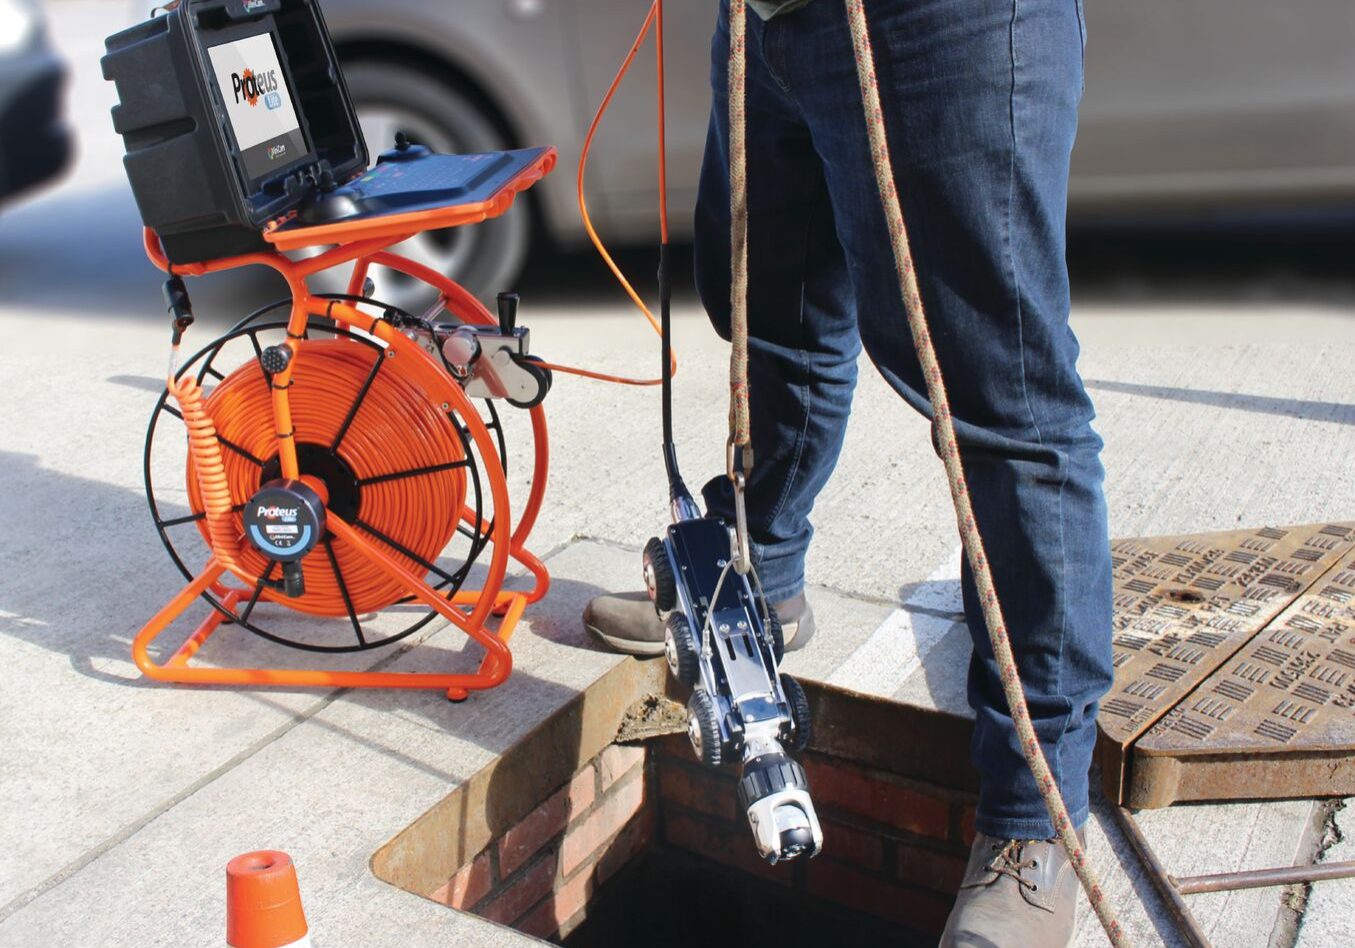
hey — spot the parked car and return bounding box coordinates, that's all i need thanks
[317,0,1355,300]
[0,0,70,206]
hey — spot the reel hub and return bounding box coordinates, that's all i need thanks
[243,478,326,598]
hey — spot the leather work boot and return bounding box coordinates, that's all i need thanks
[583,591,816,657]
[938,830,1084,948]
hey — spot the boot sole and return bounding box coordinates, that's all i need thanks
[583,620,667,657]
[585,614,813,658]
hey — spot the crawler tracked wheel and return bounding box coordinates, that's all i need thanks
[664,612,700,686]
[643,536,677,613]
[688,689,724,767]
[781,674,811,752]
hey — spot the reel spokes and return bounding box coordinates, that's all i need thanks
[144,306,507,654]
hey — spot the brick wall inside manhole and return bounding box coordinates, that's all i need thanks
[371,662,979,947]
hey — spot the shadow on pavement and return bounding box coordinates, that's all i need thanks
[0,447,610,767]
[1068,222,1355,309]
[1085,378,1355,424]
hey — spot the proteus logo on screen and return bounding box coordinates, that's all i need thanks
[231,67,282,110]
[209,32,307,181]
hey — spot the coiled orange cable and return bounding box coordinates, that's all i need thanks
[184,338,469,617]
[169,372,245,574]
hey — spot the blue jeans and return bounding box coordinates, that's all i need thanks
[695,0,1111,839]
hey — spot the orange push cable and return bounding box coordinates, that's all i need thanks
[536,0,675,387]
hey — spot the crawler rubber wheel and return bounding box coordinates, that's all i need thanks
[665,612,701,687]
[688,689,724,767]
[507,356,552,410]
[781,674,812,752]
[765,608,785,663]
[643,536,677,613]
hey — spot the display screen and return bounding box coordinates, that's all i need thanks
[208,32,309,183]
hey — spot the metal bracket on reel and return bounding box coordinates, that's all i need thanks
[403,291,553,409]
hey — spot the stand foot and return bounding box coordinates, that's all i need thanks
[446,688,469,702]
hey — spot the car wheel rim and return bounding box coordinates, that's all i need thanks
[357,106,475,292]
[295,105,483,309]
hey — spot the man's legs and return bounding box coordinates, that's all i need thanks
[764,0,1109,941]
[584,1,860,655]
[694,4,860,608]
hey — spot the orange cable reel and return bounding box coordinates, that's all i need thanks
[125,0,678,697]
[184,339,467,617]
[137,241,534,693]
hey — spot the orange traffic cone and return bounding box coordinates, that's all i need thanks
[226,851,311,947]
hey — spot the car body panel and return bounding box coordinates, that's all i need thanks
[565,0,711,235]
[1073,1,1355,209]
[0,0,71,205]
[324,0,586,240]
[321,0,1355,246]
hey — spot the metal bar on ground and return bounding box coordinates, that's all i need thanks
[1111,806,1213,948]
[1174,860,1355,895]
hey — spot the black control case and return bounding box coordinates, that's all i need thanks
[101,0,367,264]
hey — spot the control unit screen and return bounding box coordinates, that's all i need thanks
[208,32,309,183]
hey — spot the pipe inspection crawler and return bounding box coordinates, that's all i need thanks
[583,0,824,864]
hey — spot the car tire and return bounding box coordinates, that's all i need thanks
[326,60,532,308]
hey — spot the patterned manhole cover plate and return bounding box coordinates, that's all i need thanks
[1096,523,1355,807]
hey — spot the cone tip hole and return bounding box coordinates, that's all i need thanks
[229,850,291,876]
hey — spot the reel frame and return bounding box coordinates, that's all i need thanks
[131,192,552,700]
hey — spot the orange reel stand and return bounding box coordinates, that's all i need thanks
[132,150,555,700]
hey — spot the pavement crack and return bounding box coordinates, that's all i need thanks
[1273,799,1347,948]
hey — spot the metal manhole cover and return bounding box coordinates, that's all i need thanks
[1096,523,1355,807]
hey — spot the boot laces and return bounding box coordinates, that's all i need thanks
[986,839,1040,891]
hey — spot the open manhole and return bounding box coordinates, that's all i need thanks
[367,522,1355,944]
[372,660,977,945]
